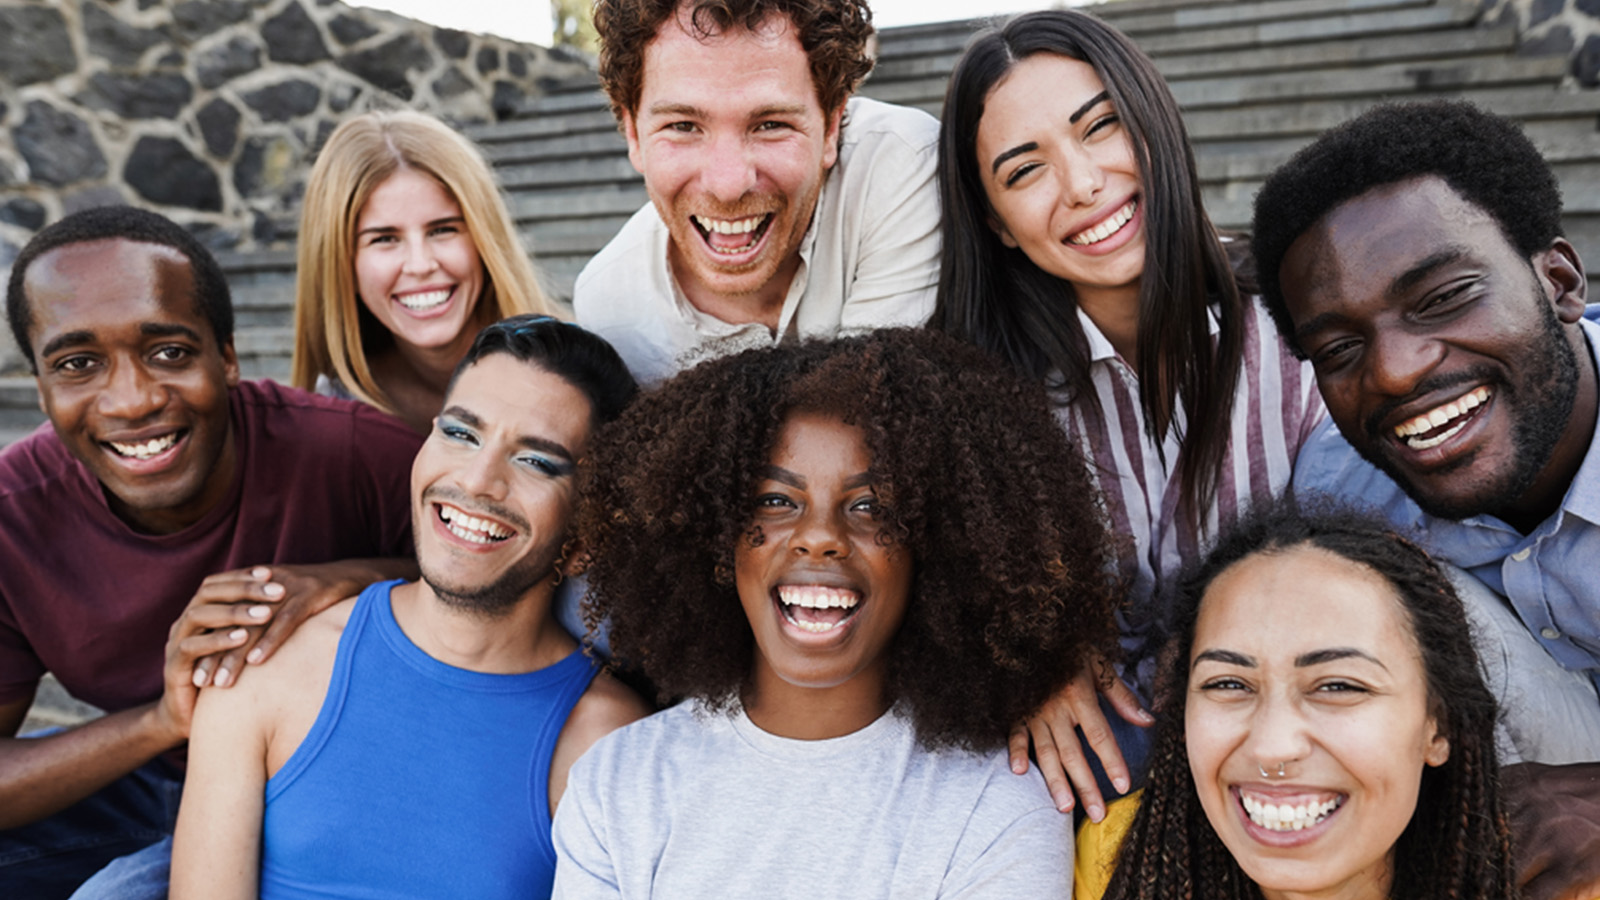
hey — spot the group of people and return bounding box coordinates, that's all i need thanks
[1,0,1598,898]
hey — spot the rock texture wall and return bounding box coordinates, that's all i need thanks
[0,0,590,269]
[1483,0,1600,84]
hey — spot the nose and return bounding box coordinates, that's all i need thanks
[1246,690,1312,777]
[455,447,509,502]
[401,235,439,278]
[1060,145,1106,208]
[701,132,758,203]
[789,503,850,559]
[97,358,165,422]
[1364,328,1444,400]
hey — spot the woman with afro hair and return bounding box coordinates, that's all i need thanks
[552,328,1122,898]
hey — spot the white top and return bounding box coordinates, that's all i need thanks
[573,97,942,384]
[552,703,1073,899]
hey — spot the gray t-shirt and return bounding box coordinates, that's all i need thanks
[552,702,1072,898]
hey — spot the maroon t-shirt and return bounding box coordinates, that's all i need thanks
[0,379,421,714]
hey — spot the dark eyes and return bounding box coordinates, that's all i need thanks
[1085,112,1120,137]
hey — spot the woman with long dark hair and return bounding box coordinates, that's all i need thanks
[936,9,1323,817]
[1093,502,1514,900]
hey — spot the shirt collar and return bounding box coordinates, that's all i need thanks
[1075,302,1222,365]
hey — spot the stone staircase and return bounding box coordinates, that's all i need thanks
[8,0,1600,451]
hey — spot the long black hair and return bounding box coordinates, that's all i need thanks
[1104,499,1514,900]
[933,9,1244,523]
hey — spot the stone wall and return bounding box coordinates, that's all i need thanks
[0,0,591,270]
[1483,0,1600,84]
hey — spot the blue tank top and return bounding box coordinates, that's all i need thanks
[260,579,598,899]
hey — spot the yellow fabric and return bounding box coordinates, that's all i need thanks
[1073,791,1142,900]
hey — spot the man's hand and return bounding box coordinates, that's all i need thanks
[1503,761,1600,900]
[188,559,415,690]
[1007,653,1153,821]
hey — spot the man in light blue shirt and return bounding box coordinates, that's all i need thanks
[1251,100,1600,900]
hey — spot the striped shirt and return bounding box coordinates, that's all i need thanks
[1057,299,1324,685]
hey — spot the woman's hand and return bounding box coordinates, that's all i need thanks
[1008,652,1153,821]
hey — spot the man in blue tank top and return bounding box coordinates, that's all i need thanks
[167,316,651,899]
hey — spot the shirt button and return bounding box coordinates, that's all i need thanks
[1512,548,1532,562]
[1541,627,1561,640]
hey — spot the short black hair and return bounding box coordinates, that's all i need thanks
[6,206,235,373]
[449,315,639,427]
[1252,100,1563,354]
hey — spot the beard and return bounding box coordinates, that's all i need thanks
[1358,287,1581,522]
[419,535,562,618]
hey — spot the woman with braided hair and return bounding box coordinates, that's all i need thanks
[1086,501,1515,900]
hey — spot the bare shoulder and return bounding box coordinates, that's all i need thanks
[547,670,652,814]
[565,671,653,749]
[239,595,358,700]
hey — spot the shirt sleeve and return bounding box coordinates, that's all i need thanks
[0,600,43,709]
[839,118,941,331]
[551,752,624,900]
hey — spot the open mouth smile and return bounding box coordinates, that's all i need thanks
[776,584,861,634]
[1068,199,1138,246]
[1238,788,1346,832]
[1392,386,1491,451]
[692,214,774,256]
[105,431,183,461]
[436,502,515,545]
[396,287,453,312]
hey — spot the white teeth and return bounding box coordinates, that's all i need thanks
[776,585,860,610]
[694,214,763,235]
[108,433,179,459]
[1068,199,1137,246]
[397,289,451,311]
[438,504,513,544]
[1240,792,1342,832]
[1394,386,1490,448]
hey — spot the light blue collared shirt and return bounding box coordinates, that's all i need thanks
[1292,307,1600,695]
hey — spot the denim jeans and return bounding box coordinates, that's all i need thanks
[0,753,180,900]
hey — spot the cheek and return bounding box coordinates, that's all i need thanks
[354,250,392,307]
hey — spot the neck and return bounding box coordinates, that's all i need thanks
[670,245,799,334]
[1074,280,1142,366]
[741,658,891,741]
[388,577,575,674]
[1499,326,1598,533]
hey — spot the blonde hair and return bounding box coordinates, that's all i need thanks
[290,110,551,413]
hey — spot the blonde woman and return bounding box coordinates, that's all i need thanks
[292,110,552,433]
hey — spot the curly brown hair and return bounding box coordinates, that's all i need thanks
[594,0,875,122]
[577,328,1121,751]
[1104,499,1515,900]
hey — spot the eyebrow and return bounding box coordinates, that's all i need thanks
[356,216,465,239]
[440,405,576,462]
[756,465,875,490]
[989,90,1112,175]
[1191,647,1388,671]
[39,322,204,359]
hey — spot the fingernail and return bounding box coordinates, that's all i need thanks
[215,668,231,687]
[248,605,271,619]
[1053,791,1073,812]
[1089,803,1105,822]
[247,647,264,664]
[192,669,207,688]
[263,583,285,598]
[252,566,271,579]
[1012,760,1027,775]
[1136,709,1155,724]
[228,628,247,641]
[1113,776,1130,794]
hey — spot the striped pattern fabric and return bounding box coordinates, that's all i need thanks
[1057,300,1325,678]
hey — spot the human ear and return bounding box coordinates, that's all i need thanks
[1537,237,1587,324]
[821,104,845,171]
[622,110,644,175]
[1424,721,1451,768]
[987,215,1019,249]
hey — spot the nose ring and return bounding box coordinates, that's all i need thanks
[1257,762,1286,778]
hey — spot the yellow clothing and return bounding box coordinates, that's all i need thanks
[1073,791,1142,900]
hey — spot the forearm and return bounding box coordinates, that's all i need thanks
[0,701,182,828]
[310,557,418,592]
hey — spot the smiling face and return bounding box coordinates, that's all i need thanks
[26,238,240,535]
[622,9,843,320]
[1280,176,1594,530]
[1185,545,1450,900]
[734,412,913,735]
[411,353,592,616]
[354,167,488,358]
[976,53,1145,312]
